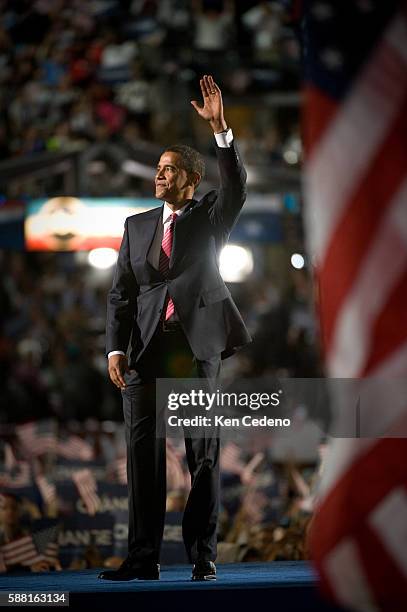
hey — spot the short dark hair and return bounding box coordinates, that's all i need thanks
[164,144,205,183]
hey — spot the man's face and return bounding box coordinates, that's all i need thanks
[155,151,193,204]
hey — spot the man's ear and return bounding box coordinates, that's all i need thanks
[190,172,201,188]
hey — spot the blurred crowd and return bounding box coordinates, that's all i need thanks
[0,421,327,572]
[0,0,321,574]
[0,0,301,184]
[0,250,321,424]
[0,251,116,423]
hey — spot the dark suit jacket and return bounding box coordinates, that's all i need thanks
[106,139,252,364]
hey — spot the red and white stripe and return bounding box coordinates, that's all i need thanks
[305,6,407,611]
[57,435,94,461]
[305,14,407,265]
[42,542,59,564]
[305,3,407,474]
[0,534,59,569]
[305,12,407,377]
[16,422,57,457]
[35,474,57,507]
[72,468,100,516]
[1,536,39,567]
[220,442,245,476]
[114,456,127,484]
[166,440,188,490]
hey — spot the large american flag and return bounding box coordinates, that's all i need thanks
[302,1,407,611]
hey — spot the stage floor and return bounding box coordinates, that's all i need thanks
[0,561,314,592]
[0,562,346,611]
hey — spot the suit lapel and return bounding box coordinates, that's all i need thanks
[137,206,162,270]
[137,201,195,273]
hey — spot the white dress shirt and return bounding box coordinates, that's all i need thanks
[108,129,233,359]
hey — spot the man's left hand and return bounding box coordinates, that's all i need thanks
[190,75,227,134]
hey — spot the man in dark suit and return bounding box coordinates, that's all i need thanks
[100,75,251,582]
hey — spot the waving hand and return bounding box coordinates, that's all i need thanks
[191,75,227,134]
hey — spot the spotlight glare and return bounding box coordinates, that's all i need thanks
[88,248,118,269]
[283,150,299,165]
[219,244,253,282]
[291,253,305,269]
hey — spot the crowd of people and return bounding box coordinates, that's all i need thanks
[0,0,301,195]
[0,244,323,571]
[0,249,320,424]
[0,420,324,571]
[0,0,321,575]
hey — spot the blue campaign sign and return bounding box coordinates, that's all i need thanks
[6,481,188,566]
[96,483,128,559]
[53,458,107,482]
[95,485,188,564]
[55,481,188,566]
[57,514,194,567]
[58,513,115,567]
[3,485,41,508]
[54,481,79,516]
[53,481,127,566]
[54,480,128,518]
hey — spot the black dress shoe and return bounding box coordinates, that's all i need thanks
[191,560,216,581]
[98,560,160,581]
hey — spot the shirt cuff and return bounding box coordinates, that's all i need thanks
[108,350,125,358]
[214,128,233,148]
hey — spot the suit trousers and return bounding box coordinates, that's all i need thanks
[121,322,221,565]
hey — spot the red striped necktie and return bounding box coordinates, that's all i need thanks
[159,212,177,320]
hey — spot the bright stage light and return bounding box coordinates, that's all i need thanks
[283,149,299,165]
[291,253,305,269]
[220,244,253,282]
[88,248,118,269]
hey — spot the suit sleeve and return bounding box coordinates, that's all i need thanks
[209,139,248,235]
[105,218,139,357]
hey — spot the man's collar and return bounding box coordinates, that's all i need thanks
[163,200,194,223]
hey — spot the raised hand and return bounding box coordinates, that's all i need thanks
[190,75,227,133]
